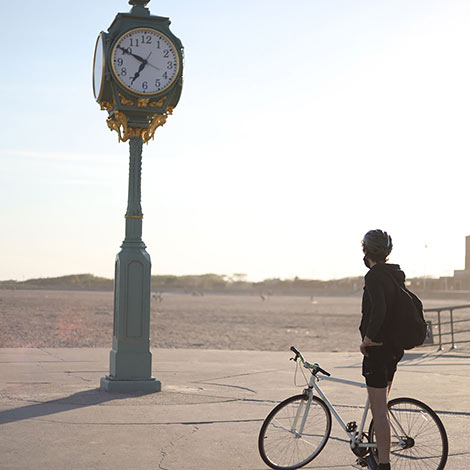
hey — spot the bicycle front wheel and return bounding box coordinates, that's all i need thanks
[258,394,332,470]
[369,397,448,470]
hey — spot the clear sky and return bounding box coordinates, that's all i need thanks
[1,0,470,282]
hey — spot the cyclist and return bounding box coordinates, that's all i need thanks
[359,229,405,470]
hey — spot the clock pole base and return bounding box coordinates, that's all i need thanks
[100,376,161,393]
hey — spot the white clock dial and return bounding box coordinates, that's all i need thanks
[93,33,105,100]
[111,28,180,96]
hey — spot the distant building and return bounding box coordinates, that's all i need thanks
[452,235,470,290]
[406,235,470,293]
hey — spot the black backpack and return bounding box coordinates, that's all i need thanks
[383,270,427,350]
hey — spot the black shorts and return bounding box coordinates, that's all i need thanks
[362,345,404,388]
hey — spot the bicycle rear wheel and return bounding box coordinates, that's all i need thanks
[258,394,332,470]
[368,397,448,470]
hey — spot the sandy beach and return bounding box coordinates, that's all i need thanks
[1,289,468,352]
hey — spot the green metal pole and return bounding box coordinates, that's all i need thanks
[125,136,144,243]
[101,136,160,393]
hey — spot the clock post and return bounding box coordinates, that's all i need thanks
[92,0,183,393]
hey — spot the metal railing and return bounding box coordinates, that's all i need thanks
[423,304,470,351]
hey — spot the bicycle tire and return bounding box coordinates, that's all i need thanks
[258,394,332,470]
[368,397,448,470]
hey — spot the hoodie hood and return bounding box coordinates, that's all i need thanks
[371,263,406,284]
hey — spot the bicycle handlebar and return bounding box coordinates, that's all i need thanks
[290,346,302,360]
[290,346,331,376]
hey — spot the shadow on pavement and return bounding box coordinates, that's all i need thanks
[0,388,153,425]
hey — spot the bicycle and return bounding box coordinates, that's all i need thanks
[258,347,448,470]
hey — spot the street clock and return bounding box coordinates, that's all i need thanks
[93,0,184,393]
[93,0,183,142]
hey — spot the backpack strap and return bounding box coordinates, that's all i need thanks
[382,269,410,296]
[380,267,406,291]
[380,267,415,303]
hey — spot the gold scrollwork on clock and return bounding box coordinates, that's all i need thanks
[149,96,167,108]
[106,107,174,143]
[118,92,135,106]
[142,107,174,142]
[100,101,114,112]
[137,98,150,108]
[106,110,129,142]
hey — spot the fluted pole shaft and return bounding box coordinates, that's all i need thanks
[124,137,145,246]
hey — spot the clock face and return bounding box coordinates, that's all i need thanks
[111,28,180,96]
[93,33,105,100]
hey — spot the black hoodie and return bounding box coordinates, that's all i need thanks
[360,263,406,344]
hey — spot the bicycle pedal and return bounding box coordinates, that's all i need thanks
[355,458,367,468]
[355,455,378,470]
[354,459,368,468]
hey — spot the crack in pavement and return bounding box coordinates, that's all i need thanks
[158,425,199,470]
[195,382,257,394]
[38,349,66,361]
[191,368,281,383]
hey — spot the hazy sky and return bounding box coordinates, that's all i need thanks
[1,0,470,282]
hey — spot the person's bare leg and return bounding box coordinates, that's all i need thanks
[368,386,390,465]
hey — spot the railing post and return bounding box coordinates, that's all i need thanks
[450,309,456,350]
[437,310,443,351]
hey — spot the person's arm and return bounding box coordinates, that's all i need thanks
[360,272,386,356]
[360,335,383,356]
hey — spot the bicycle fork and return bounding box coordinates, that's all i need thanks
[291,391,314,436]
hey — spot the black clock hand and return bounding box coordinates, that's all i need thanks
[117,45,146,63]
[118,46,161,71]
[130,61,147,84]
[130,52,153,85]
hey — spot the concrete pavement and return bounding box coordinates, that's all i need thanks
[0,347,469,469]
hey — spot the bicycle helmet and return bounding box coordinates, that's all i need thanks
[362,229,393,258]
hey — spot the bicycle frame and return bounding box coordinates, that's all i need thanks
[298,371,411,454]
[300,372,376,452]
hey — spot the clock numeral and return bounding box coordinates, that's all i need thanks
[163,49,169,58]
[120,67,127,77]
[167,61,173,70]
[162,72,168,80]
[126,47,133,54]
[141,35,152,44]
[156,41,161,49]
[117,58,123,66]
[155,79,161,88]
[142,81,148,90]
[129,38,139,47]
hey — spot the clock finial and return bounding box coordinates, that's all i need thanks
[128,0,150,15]
[129,0,150,6]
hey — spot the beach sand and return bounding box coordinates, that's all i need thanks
[0,289,468,352]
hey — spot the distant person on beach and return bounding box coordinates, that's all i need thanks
[360,229,405,470]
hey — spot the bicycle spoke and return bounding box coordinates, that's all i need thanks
[371,398,448,470]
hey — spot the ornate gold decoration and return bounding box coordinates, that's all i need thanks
[118,92,135,106]
[125,215,143,219]
[107,110,131,142]
[142,107,174,143]
[149,96,167,108]
[137,98,150,108]
[128,127,145,138]
[100,101,114,112]
[106,107,174,143]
